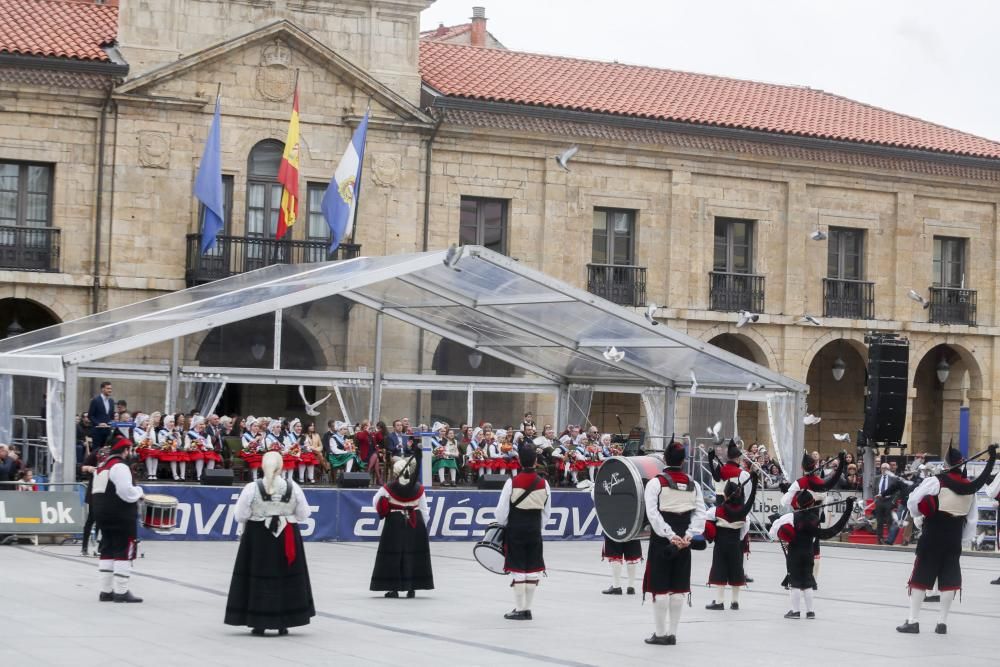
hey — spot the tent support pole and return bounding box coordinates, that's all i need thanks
[273,309,283,370]
[167,338,179,414]
[57,365,78,485]
[664,387,675,444]
[370,312,383,423]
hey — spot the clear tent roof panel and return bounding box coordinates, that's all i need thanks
[0,247,807,394]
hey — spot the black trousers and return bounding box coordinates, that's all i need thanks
[81,504,96,552]
[874,498,893,543]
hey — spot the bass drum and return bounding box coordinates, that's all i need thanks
[593,455,664,543]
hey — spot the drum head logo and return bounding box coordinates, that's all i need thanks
[616,527,626,536]
[602,472,625,496]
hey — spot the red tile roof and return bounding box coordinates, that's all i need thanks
[420,22,473,41]
[0,0,119,62]
[420,42,1000,160]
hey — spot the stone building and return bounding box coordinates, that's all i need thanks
[2,0,999,456]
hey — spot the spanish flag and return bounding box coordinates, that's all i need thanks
[275,87,301,240]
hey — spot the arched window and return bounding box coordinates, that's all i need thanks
[246,140,284,239]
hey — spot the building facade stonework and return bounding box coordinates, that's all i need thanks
[2,0,999,457]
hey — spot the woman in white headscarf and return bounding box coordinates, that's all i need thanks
[369,456,434,598]
[431,422,459,487]
[327,421,362,480]
[133,413,160,481]
[239,417,265,479]
[225,451,315,636]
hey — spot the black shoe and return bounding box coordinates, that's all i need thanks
[806,611,815,619]
[626,587,636,595]
[784,610,800,619]
[896,621,919,634]
[384,591,399,598]
[705,602,725,610]
[924,594,940,603]
[99,592,113,602]
[644,634,675,645]
[745,575,754,583]
[934,623,946,635]
[251,628,265,636]
[504,609,531,620]
[113,591,143,603]
[992,577,1000,585]
[406,590,415,599]
[278,628,289,636]
[730,602,739,610]
[602,586,623,595]
[81,549,89,557]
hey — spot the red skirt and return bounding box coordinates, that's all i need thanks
[587,460,603,468]
[300,451,319,465]
[138,448,160,462]
[506,459,520,471]
[282,454,300,470]
[571,460,588,472]
[239,451,263,469]
[469,459,487,471]
[203,450,223,463]
[487,459,507,472]
[187,450,205,461]
[158,450,186,462]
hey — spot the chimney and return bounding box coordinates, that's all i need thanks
[470,6,487,47]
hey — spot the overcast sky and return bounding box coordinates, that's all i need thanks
[420,0,1000,142]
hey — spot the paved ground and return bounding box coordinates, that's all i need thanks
[2,539,999,666]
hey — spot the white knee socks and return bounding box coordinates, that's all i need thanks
[179,462,186,479]
[731,585,740,605]
[626,562,637,589]
[145,458,157,479]
[306,465,315,482]
[653,597,669,635]
[206,459,216,471]
[908,591,922,623]
[714,585,726,603]
[195,459,204,480]
[789,588,802,613]
[438,468,445,484]
[112,560,131,595]
[937,590,956,624]
[345,459,354,473]
[611,561,622,588]
[803,588,815,613]
[297,464,305,482]
[512,582,526,611]
[668,593,684,635]
[524,579,537,610]
[98,560,113,593]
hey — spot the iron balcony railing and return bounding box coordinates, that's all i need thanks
[823,278,875,320]
[709,271,764,313]
[0,225,60,272]
[185,234,361,286]
[587,263,647,307]
[929,286,977,326]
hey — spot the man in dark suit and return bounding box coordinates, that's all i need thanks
[386,419,409,460]
[87,382,115,449]
[873,462,901,544]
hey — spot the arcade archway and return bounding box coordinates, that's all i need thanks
[707,333,768,445]
[804,339,867,455]
[0,298,59,417]
[910,343,981,457]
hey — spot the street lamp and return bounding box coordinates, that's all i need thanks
[831,356,846,382]
[4,317,25,338]
[936,357,950,384]
[468,350,483,369]
[250,337,267,361]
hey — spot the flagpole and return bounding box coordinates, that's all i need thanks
[347,101,370,249]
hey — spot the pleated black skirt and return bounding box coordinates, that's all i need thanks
[370,512,435,592]
[224,521,315,629]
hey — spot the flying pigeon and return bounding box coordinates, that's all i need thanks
[799,315,821,326]
[602,345,625,363]
[644,303,660,326]
[298,385,333,417]
[746,381,763,391]
[736,310,760,328]
[689,370,698,395]
[803,413,822,426]
[833,433,851,443]
[555,145,579,171]
[907,289,930,309]
[443,244,464,270]
[810,230,828,241]
[707,421,723,445]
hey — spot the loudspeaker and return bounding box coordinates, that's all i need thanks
[339,471,371,488]
[478,474,508,490]
[863,334,909,444]
[201,469,234,486]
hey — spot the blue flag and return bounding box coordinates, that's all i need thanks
[194,96,224,254]
[322,110,369,252]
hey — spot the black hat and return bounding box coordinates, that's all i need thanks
[665,441,686,467]
[723,480,743,502]
[797,489,816,508]
[727,439,741,460]
[519,445,537,469]
[801,451,816,472]
[946,447,963,467]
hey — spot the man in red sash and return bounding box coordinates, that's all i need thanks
[92,435,145,603]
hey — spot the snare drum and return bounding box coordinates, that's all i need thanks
[141,493,178,533]
[473,523,507,575]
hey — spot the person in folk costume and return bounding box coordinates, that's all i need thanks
[779,450,847,586]
[708,439,755,581]
[328,421,363,479]
[240,417,265,479]
[133,413,161,481]
[498,428,520,476]
[157,414,186,481]
[290,419,319,485]
[494,446,551,620]
[592,484,643,596]
[770,489,855,619]
[550,435,570,485]
[703,471,759,610]
[642,441,708,646]
[987,470,1000,586]
[370,457,434,598]
[225,451,315,636]
[92,434,145,603]
[896,444,997,635]
[431,422,459,487]
[185,416,218,482]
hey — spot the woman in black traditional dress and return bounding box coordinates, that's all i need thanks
[370,457,434,598]
[225,451,315,635]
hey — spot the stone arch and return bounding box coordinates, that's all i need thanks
[698,324,778,371]
[704,332,771,446]
[802,330,869,373]
[909,342,983,457]
[0,298,61,417]
[908,337,984,391]
[803,338,868,455]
